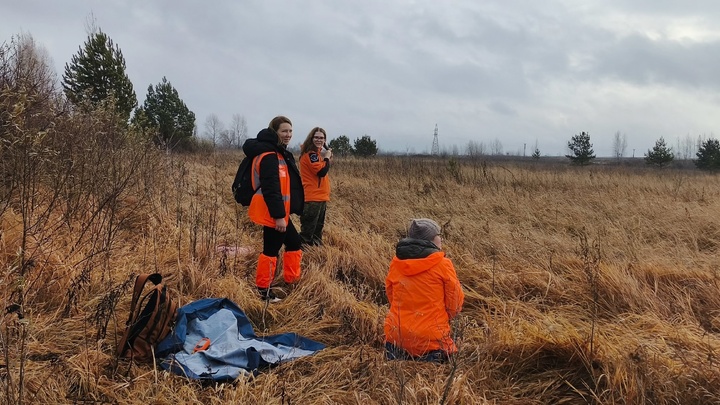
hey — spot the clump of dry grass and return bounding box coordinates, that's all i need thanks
[3,145,720,404]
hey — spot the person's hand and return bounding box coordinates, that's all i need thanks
[274,218,287,232]
[322,148,333,160]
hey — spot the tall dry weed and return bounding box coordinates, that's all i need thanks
[2,127,720,404]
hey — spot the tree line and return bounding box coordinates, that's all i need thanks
[565,131,720,170]
[60,26,383,156]
[37,26,720,166]
[63,28,196,150]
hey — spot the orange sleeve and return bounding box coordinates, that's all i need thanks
[442,259,464,319]
[301,151,327,176]
[385,271,394,304]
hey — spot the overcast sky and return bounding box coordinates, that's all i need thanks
[2,1,720,156]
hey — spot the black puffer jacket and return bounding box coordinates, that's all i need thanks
[242,128,304,218]
[395,238,441,259]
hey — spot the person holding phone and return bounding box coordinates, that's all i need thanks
[299,127,332,246]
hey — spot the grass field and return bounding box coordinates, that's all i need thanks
[3,145,720,404]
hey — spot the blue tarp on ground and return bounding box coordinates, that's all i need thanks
[156,298,325,381]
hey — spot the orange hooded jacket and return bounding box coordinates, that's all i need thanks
[384,239,464,357]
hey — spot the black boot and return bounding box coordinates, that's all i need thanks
[257,287,282,303]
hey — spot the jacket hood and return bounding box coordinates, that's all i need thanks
[391,238,444,276]
[242,128,283,158]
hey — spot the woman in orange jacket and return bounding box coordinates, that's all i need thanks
[299,127,332,246]
[384,218,465,362]
[242,116,304,302]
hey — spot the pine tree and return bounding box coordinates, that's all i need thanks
[694,138,720,171]
[566,131,595,165]
[644,137,674,167]
[353,135,378,157]
[328,135,353,157]
[62,30,136,121]
[135,77,196,148]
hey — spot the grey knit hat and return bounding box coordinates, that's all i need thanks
[407,218,441,242]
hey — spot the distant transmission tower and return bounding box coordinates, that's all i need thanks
[431,124,439,155]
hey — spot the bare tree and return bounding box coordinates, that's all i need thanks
[697,134,706,157]
[0,33,58,113]
[490,138,504,156]
[612,131,627,159]
[204,114,224,147]
[439,145,450,158]
[229,113,248,149]
[2,34,160,404]
[675,133,696,160]
[466,140,486,158]
[218,129,232,148]
[687,134,695,160]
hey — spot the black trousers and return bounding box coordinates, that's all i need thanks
[384,342,450,363]
[262,218,302,257]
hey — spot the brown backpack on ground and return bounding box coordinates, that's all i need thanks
[116,273,178,361]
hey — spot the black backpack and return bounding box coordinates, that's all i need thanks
[231,152,273,206]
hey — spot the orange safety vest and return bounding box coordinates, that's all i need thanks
[248,152,291,228]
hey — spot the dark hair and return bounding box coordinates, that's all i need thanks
[301,127,327,154]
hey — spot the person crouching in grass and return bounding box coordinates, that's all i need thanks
[384,218,465,362]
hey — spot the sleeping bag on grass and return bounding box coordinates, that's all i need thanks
[156,298,325,381]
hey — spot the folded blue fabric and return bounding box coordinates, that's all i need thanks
[157,298,325,381]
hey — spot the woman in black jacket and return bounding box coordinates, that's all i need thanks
[242,116,304,302]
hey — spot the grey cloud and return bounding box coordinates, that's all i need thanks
[488,101,517,116]
[589,35,720,89]
[2,0,720,155]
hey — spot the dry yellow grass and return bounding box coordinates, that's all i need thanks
[3,151,720,404]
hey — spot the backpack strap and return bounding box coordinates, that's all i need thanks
[116,273,163,357]
[133,274,162,304]
[144,285,178,351]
